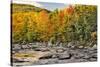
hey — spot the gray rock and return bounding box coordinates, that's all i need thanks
[12,51,16,54]
[34,60,49,65]
[12,44,98,66]
[71,46,75,48]
[67,42,73,48]
[83,49,89,52]
[89,58,97,61]
[90,53,97,59]
[27,45,32,48]
[62,43,68,47]
[47,59,59,64]
[92,44,97,49]
[83,55,90,59]
[13,44,21,50]
[78,46,84,49]
[52,54,58,58]
[34,58,59,65]
[58,53,71,60]
[13,57,27,62]
[76,59,88,62]
[39,53,53,59]
[74,53,84,59]
[13,62,33,66]
[34,48,49,52]
[21,45,29,49]
[48,42,52,47]
[56,49,65,53]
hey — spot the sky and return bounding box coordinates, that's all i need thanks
[12,0,68,11]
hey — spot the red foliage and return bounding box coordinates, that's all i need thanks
[66,5,74,15]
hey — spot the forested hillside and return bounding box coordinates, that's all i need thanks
[12,3,50,13]
[12,4,97,48]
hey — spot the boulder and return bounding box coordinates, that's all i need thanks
[34,48,50,52]
[67,42,73,48]
[78,46,84,49]
[12,44,21,50]
[82,55,90,59]
[39,54,52,59]
[92,44,97,49]
[89,58,97,61]
[56,49,65,53]
[58,53,71,60]
[74,53,85,59]
[21,45,29,49]
[52,54,58,58]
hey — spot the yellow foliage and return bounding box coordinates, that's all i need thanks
[91,32,97,40]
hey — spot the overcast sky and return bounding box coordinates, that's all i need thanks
[12,0,68,11]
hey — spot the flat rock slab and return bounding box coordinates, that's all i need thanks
[12,51,52,63]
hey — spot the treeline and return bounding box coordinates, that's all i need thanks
[12,4,97,47]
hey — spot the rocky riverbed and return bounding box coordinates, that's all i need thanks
[11,44,97,66]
